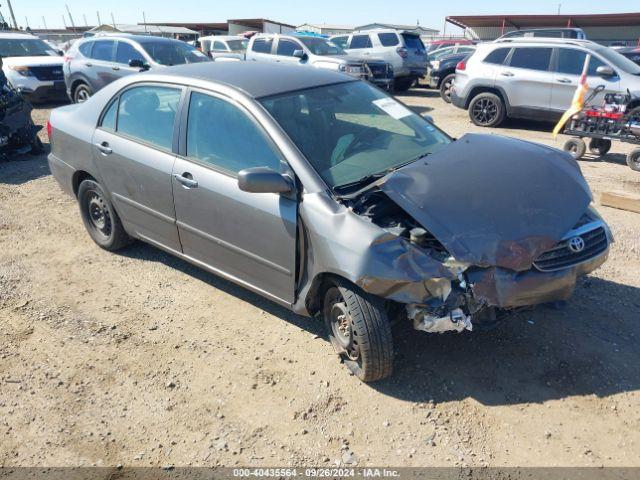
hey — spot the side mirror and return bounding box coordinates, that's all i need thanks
[129,59,149,70]
[596,65,615,78]
[238,167,293,194]
[293,49,307,60]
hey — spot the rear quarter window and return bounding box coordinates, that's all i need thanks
[78,41,92,57]
[402,34,425,50]
[350,35,372,49]
[484,47,511,65]
[378,33,399,47]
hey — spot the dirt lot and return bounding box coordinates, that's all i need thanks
[1,90,639,468]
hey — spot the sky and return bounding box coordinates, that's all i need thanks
[10,0,640,31]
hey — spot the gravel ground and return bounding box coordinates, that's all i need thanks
[0,90,639,468]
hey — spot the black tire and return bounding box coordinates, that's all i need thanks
[77,179,133,251]
[468,92,506,127]
[394,78,414,93]
[563,138,587,160]
[29,135,44,155]
[322,279,393,382]
[73,83,93,104]
[439,74,455,103]
[588,138,611,156]
[627,148,640,172]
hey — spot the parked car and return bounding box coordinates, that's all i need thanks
[428,51,472,102]
[48,62,611,381]
[427,44,476,64]
[330,29,426,91]
[63,34,210,103]
[451,38,640,127]
[424,39,473,53]
[246,34,393,90]
[0,32,66,103]
[618,47,640,66]
[199,35,248,61]
[498,28,586,40]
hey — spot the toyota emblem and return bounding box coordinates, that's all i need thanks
[568,236,585,253]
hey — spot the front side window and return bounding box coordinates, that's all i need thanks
[226,39,248,52]
[261,81,450,191]
[78,42,93,57]
[115,42,145,65]
[378,33,399,47]
[509,47,552,71]
[276,39,301,56]
[140,40,209,66]
[555,49,606,76]
[332,36,348,48]
[299,37,345,56]
[213,41,226,51]
[350,35,372,49]
[117,86,181,151]
[90,40,114,61]
[186,92,282,174]
[252,38,273,54]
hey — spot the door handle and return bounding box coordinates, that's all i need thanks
[112,66,120,71]
[500,71,514,77]
[557,78,572,84]
[95,142,112,155]
[85,62,93,67]
[173,173,198,189]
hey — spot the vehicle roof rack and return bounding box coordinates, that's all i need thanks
[494,37,593,47]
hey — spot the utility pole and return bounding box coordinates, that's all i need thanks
[83,14,87,27]
[42,16,48,32]
[557,3,562,14]
[6,0,18,30]
[97,11,101,25]
[62,15,67,29]
[65,4,76,29]
[24,16,28,28]
[111,12,116,29]
[142,11,148,33]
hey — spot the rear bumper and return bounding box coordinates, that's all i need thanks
[450,90,466,109]
[47,153,76,197]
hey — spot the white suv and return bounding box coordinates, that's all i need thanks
[451,38,640,127]
[0,32,66,103]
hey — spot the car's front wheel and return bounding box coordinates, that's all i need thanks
[439,74,455,103]
[322,279,393,382]
[73,83,93,103]
[627,148,640,172]
[468,92,506,127]
[77,179,133,251]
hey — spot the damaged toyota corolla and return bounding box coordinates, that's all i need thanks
[47,63,611,382]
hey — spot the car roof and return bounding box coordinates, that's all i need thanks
[493,37,597,47]
[84,34,181,44]
[159,62,355,98]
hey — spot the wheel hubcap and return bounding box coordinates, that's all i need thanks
[472,98,498,124]
[87,192,111,236]
[328,294,360,361]
[77,89,89,103]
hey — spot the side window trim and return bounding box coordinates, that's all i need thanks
[178,87,288,179]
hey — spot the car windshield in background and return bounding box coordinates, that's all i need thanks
[593,45,640,75]
[0,39,58,57]
[299,37,345,56]
[261,81,450,190]
[141,41,209,66]
[226,39,248,52]
[402,34,425,51]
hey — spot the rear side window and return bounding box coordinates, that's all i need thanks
[252,38,273,54]
[78,41,92,57]
[350,35,372,49]
[213,41,226,51]
[90,40,114,61]
[115,42,145,65]
[509,47,552,71]
[117,86,181,151]
[276,39,300,56]
[378,33,399,47]
[484,47,510,65]
[332,36,348,48]
[402,34,425,50]
[186,92,282,174]
[555,49,607,76]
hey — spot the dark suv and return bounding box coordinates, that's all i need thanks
[63,34,210,103]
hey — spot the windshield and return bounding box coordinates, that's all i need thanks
[593,45,640,75]
[141,41,210,66]
[261,81,450,190]
[0,38,58,57]
[226,39,248,52]
[299,37,346,56]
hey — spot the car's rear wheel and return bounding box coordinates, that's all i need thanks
[29,136,44,155]
[563,138,587,160]
[627,148,640,172]
[73,83,93,103]
[77,179,132,251]
[589,138,611,156]
[439,74,455,103]
[468,92,506,127]
[322,279,393,382]
[394,78,414,92]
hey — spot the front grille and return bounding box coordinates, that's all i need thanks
[533,224,608,272]
[29,66,64,81]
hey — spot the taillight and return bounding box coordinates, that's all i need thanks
[456,60,466,71]
[396,47,408,58]
[63,54,73,62]
[46,121,52,139]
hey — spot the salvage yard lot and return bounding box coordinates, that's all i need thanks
[1,88,639,467]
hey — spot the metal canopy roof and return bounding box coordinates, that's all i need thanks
[447,13,640,29]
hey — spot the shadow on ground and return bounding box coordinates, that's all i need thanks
[0,149,51,185]
[118,241,640,407]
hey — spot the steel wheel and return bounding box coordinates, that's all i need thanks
[74,85,92,103]
[471,97,498,125]
[325,288,360,362]
[440,74,455,103]
[86,190,112,240]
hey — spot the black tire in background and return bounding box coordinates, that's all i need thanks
[468,92,506,127]
[439,74,456,103]
[589,138,611,156]
[77,179,133,251]
[627,148,640,172]
[394,78,414,93]
[29,136,44,155]
[322,279,393,382]
[73,83,93,103]
[563,138,587,160]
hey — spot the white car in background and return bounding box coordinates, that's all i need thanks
[0,32,67,103]
[199,35,248,61]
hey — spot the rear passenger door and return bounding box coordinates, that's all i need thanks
[92,84,183,251]
[499,46,554,113]
[87,39,119,91]
[171,90,297,304]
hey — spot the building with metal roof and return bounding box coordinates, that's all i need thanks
[354,23,439,37]
[296,24,354,36]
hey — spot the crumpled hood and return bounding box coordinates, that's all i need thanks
[379,133,592,271]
